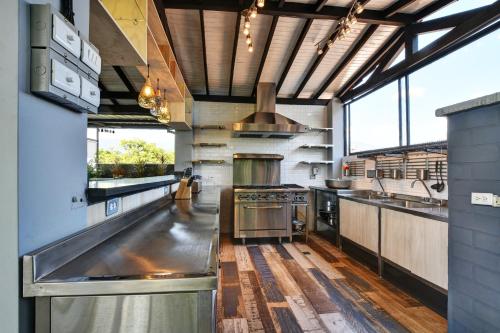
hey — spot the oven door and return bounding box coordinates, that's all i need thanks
[238,202,288,231]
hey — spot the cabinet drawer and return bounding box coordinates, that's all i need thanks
[81,39,101,75]
[52,13,81,58]
[80,77,100,106]
[51,59,80,96]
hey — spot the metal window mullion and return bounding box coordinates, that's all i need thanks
[405,75,410,145]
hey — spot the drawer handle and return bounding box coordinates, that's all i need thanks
[243,205,283,209]
[66,34,75,42]
[65,77,74,83]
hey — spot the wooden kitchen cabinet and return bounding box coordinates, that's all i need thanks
[339,199,379,253]
[381,209,448,290]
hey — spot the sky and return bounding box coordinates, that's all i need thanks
[349,0,500,152]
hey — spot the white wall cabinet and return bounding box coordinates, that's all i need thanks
[339,199,379,253]
[381,208,448,290]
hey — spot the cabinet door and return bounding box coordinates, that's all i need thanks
[410,216,448,290]
[381,208,413,271]
[381,209,448,290]
[339,199,378,253]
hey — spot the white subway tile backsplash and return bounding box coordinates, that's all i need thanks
[192,101,330,188]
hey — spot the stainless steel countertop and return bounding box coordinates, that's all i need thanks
[339,195,448,222]
[23,187,220,297]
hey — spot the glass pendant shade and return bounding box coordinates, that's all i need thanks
[138,65,156,109]
[157,90,171,124]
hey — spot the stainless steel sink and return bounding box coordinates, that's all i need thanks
[380,199,439,209]
[346,190,447,208]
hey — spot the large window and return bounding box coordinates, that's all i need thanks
[347,17,500,153]
[349,81,399,153]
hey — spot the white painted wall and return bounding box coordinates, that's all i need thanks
[0,1,19,331]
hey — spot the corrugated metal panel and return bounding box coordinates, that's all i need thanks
[278,19,335,97]
[166,9,205,94]
[232,14,273,96]
[298,22,368,98]
[259,17,306,84]
[204,11,236,95]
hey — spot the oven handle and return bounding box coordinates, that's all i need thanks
[243,205,283,209]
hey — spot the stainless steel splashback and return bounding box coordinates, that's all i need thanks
[233,154,282,186]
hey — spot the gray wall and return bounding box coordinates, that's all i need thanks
[18,0,90,255]
[447,103,500,332]
[175,131,193,172]
[330,98,344,179]
[0,1,19,332]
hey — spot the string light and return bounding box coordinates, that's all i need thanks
[246,34,252,45]
[250,6,257,18]
[243,27,250,35]
[244,16,251,29]
[317,45,323,55]
[257,0,265,8]
[355,2,364,14]
[327,39,334,48]
[248,43,254,52]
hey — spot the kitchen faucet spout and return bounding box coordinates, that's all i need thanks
[411,179,432,200]
[371,177,386,193]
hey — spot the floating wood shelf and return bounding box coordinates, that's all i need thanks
[300,144,333,149]
[192,143,227,147]
[299,161,335,165]
[193,125,227,130]
[191,160,227,165]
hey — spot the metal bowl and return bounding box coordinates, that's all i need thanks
[325,178,351,189]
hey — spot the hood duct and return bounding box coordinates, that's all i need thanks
[232,83,307,139]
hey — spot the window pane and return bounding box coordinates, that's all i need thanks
[423,0,496,21]
[349,81,399,153]
[409,31,500,144]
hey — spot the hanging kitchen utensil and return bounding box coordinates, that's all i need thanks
[437,161,445,192]
[431,161,440,190]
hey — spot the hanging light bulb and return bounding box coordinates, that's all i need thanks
[348,14,357,25]
[138,64,156,109]
[248,43,254,52]
[246,34,252,45]
[317,45,323,55]
[344,25,351,34]
[243,27,250,35]
[355,2,364,14]
[338,30,345,41]
[250,6,258,18]
[257,0,265,8]
[157,89,171,124]
[327,39,334,49]
[244,16,251,29]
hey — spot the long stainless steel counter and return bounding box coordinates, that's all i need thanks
[23,186,220,297]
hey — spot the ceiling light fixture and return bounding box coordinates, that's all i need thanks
[250,6,258,18]
[355,2,364,14]
[150,78,162,116]
[244,16,251,29]
[240,0,267,52]
[257,0,265,8]
[138,64,156,109]
[246,34,252,45]
[248,43,254,52]
[157,89,171,124]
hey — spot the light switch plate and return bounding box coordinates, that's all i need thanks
[471,193,494,206]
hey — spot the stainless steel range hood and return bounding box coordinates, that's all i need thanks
[232,83,307,139]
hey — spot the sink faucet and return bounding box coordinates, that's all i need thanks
[371,177,386,193]
[411,179,432,200]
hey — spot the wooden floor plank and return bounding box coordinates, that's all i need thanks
[282,259,338,314]
[286,295,326,333]
[295,243,345,279]
[273,307,305,333]
[222,318,249,333]
[217,234,447,333]
[234,245,254,272]
[247,246,286,303]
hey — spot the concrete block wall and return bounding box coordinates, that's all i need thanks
[191,101,330,232]
[447,103,500,332]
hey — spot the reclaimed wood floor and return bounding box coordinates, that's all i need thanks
[217,233,447,333]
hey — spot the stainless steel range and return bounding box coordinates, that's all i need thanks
[233,154,308,244]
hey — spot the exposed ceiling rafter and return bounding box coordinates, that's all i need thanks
[252,16,279,96]
[229,14,241,96]
[199,10,209,95]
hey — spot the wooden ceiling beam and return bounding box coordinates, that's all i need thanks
[161,0,412,26]
[199,10,209,95]
[229,14,241,96]
[313,25,378,99]
[192,94,330,105]
[382,0,418,17]
[97,105,154,115]
[342,3,500,101]
[112,66,137,93]
[413,0,457,21]
[252,16,279,96]
[98,82,118,105]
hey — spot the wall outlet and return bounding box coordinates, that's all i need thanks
[71,194,86,210]
[471,193,494,206]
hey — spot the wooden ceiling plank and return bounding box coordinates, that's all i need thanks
[382,0,418,17]
[229,14,241,96]
[252,16,279,96]
[112,66,137,93]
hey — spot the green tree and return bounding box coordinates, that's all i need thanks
[98,139,174,164]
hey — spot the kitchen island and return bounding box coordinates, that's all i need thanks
[23,186,220,333]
